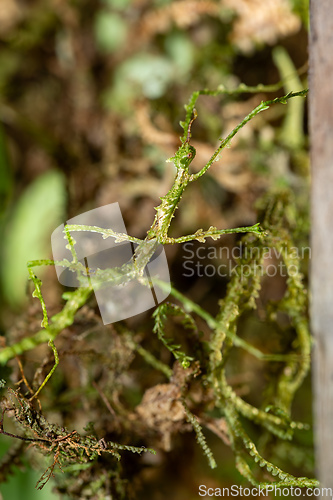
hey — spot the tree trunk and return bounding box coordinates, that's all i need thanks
[310,0,333,493]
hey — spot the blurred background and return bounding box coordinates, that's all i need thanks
[0,0,311,498]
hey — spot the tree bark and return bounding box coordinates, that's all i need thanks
[310,0,333,493]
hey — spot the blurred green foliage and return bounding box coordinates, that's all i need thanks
[94,11,128,53]
[1,170,66,307]
[0,0,311,498]
[0,125,12,216]
[0,437,60,499]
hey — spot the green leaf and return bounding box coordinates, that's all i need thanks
[0,123,13,217]
[94,11,127,53]
[1,170,66,307]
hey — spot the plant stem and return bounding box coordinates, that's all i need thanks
[0,287,92,365]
